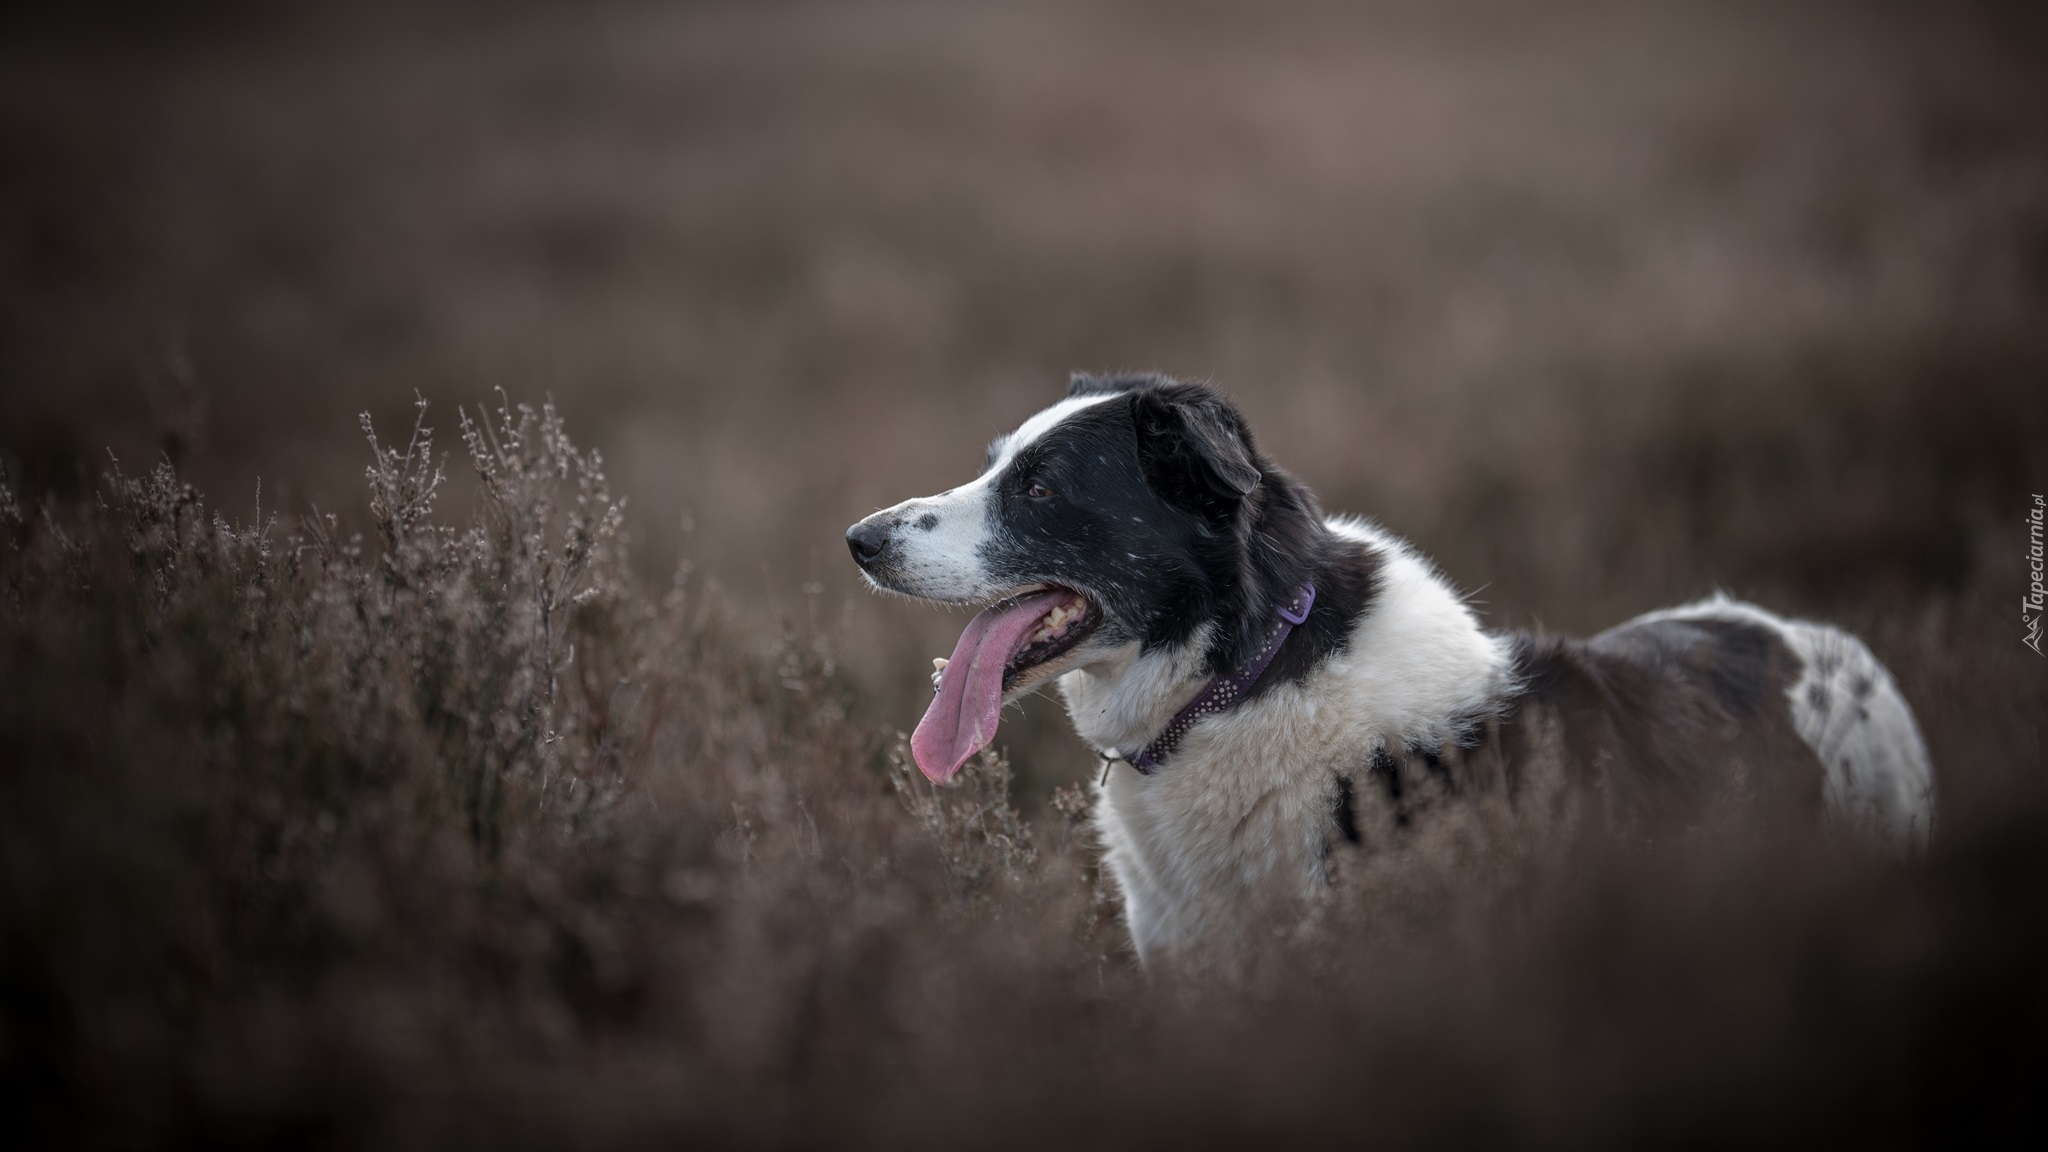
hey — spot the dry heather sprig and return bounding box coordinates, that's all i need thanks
[15,396,647,856]
[361,393,446,561]
[888,738,1039,901]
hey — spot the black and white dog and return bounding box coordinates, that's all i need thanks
[847,373,1933,964]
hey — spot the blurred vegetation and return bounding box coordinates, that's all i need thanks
[1,398,2042,1146]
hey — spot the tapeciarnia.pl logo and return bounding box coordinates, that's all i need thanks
[2027,494,2045,657]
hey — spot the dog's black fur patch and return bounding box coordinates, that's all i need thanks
[1332,775,1362,845]
[1527,615,1822,830]
[1365,615,1826,840]
[978,373,1380,689]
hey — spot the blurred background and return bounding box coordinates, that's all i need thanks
[4,0,2045,797]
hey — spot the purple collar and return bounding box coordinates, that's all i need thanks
[1122,582,1316,774]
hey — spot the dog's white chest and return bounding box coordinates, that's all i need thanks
[1091,715,1337,964]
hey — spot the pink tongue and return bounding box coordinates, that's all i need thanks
[912,591,1066,782]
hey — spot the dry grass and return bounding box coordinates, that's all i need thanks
[2,0,2046,1146]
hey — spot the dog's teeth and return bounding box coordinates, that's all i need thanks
[932,657,949,671]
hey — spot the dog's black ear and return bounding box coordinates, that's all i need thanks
[1130,386,1262,517]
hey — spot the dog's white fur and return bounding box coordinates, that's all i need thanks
[1073,518,1523,963]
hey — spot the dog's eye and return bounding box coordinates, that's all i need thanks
[1026,481,1055,500]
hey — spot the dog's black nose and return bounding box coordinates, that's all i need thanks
[846,520,891,567]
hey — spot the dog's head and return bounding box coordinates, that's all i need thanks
[848,373,1284,781]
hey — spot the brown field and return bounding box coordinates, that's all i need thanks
[3,1,2045,1145]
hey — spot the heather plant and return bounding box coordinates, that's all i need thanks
[352,392,634,846]
[0,397,901,1141]
[2,398,2042,1149]
[888,741,1038,904]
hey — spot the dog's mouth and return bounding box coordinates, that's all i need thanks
[995,586,1103,690]
[910,585,1102,783]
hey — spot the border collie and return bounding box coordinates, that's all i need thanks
[847,373,1934,964]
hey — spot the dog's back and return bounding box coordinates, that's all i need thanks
[1562,597,1934,848]
[1350,597,1932,856]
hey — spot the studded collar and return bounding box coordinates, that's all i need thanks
[1116,582,1317,774]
